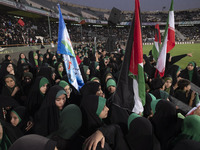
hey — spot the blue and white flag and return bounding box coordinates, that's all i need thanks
[57,4,84,91]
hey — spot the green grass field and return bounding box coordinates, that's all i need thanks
[142,43,200,69]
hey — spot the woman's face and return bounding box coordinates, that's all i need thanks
[185,84,191,91]
[10,111,20,126]
[20,53,25,59]
[34,54,38,60]
[108,86,116,94]
[99,105,109,119]
[86,68,90,75]
[96,86,104,97]
[7,64,13,73]
[0,124,3,140]
[165,80,172,89]
[55,94,66,110]
[5,77,15,88]
[187,63,194,71]
[40,83,48,94]
[64,85,71,98]
[58,64,64,72]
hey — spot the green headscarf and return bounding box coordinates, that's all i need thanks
[96,97,106,118]
[164,77,172,94]
[33,52,38,66]
[160,90,169,100]
[83,65,89,80]
[90,77,100,83]
[127,113,141,130]
[181,115,200,142]
[52,104,82,140]
[0,123,12,150]
[59,80,69,89]
[56,90,67,98]
[11,111,22,124]
[94,62,99,71]
[58,63,63,78]
[4,75,16,94]
[149,93,160,114]
[39,77,49,89]
[106,78,116,89]
[188,61,195,82]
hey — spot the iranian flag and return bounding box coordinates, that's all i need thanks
[155,0,175,77]
[152,24,161,61]
[112,0,145,114]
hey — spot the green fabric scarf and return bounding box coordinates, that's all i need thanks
[149,93,160,114]
[83,65,89,80]
[58,63,63,78]
[188,61,195,81]
[33,52,38,66]
[0,125,12,150]
[106,79,116,89]
[59,80,69,89]
[96,97,106,118]
[11,110,22,124]
[53,104,82,140]
[181,115,200,142]
[39,77,49,96]
[127,113,141,130]
[4,75,16,95]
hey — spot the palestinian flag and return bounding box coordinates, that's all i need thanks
[112,0,145,114]
[152,24,161,61]
[155,0,175,77]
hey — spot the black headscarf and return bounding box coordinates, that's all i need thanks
[37,66,55,86]
[34,85,66,136]
[165,65,180,86]
[0,95,19,120]
[126,114,153,150]
[179,61,200,87]
[27,76,49,117]
[11,106,29,133]
[0,119,23,150]
[28,51,38,68]
[80,95,105,137]
[54,62,65,80]
[8,134,57,150]
[17,53,29,67]
[151,100,182,150]
[80,81,100,96]
[172,139,200,150]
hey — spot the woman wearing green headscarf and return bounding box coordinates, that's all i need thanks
[171,115,200,149]
[164,75,174,96]
[49,104,82,150]
[81,95,129,150]
[2,74,23,105]
[179,61,200,87]
[27,76,49,118]
[0,119,23,150]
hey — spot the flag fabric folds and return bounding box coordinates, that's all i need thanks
[155,0,175,77]
[152,24,161,61]
[112,0,145,114]
[18,18,25,26]
[57,4,84,91]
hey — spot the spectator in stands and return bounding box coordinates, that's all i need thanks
[179,61,200,87]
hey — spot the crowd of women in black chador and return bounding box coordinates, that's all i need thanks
[0,43,200,150]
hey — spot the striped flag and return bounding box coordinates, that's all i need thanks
[152,24,161,61]
[57,4,84,91]
[112,0,145,114]
[155,0,175,77]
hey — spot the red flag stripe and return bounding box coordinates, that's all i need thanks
[129,0,143,75]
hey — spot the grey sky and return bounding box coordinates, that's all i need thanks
[61,0,200,12]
